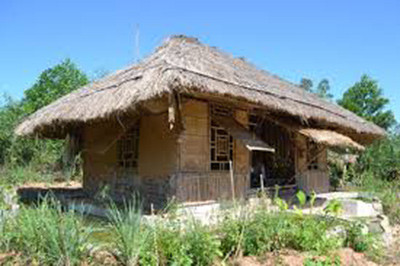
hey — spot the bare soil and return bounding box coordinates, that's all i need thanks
[233,249,378,266]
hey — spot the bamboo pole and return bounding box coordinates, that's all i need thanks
[229,160,235,201]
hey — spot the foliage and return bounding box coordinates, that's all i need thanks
[315,79,333,100]
[299,78,333,101]
[0,199,93,265]
[356,135,400,182]
[107,198,147,265]
[0,58,89,184]
[354,170,400,224]
[323,200,343,217]
[304,256,341,266]
[1,194,385,265]
[296,190,307,207]
[141,216,222,266]
[344,222,383,261]
[342,134,400,224]
[22,58,89,114]
[337,74,396,130]
[219,207,343,258]
[300,78,313,91]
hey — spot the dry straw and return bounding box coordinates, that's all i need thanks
[15,35,385,143]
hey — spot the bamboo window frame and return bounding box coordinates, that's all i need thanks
[210,104,234,171]
[117,124,140,171]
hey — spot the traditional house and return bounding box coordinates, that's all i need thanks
[15,36,385,209]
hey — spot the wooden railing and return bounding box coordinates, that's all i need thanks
[171,172,249,202]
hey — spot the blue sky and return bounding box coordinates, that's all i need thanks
[1,0,399,119]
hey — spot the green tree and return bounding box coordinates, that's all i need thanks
[0,59,89,168]
[338,75,396,130]
[299,78,313,92]
[315,79,333,100]
[23,58,89,114]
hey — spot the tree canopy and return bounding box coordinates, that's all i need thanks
[0,59,89,166]
[338,75,396,130]
[315,79,333,100]
[22,59,89,114]
[299,78,313,92]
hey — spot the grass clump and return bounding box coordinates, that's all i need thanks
[107,199,148,265]
[0,199,93,265]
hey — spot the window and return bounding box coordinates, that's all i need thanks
[248,112,260,132]
[210,105,233,171]
[117,125,140,170]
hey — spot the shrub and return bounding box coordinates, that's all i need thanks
[140,217,222,266]
[219,207,343,258]
[339,134,400,224]
[353,170,400,224]
[1,199,93,265]
[356,135,400,182]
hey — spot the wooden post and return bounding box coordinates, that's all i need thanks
[229,160,235,201]
[197,177,201,202]
[260,174,264,193]
[261,164,266,193]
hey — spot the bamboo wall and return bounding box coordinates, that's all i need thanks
[295,134,329,193]
[82,112,178,207]
[175,98,250,202]
[81,96,331,208]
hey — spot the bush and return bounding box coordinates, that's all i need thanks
[140,217,222,266]
[0,199,93,265]
[219,208,343,257]
[357,135,400,182]
[345,222,383,261]
[340,134,400,224]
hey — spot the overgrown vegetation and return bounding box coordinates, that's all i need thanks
[0,199,93,265]
[0,197,382,265]
[0,59,89,186]
[330,134,400,224]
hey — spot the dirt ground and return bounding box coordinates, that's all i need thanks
[233,225,400,266]
[233,249,378,266]
[18,180,82,189]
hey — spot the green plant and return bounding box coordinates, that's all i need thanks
[338,74,396,130]
[304,256,341,266]
[324,200,343,217]
[219,207,342,258]
[1,198,93,265]
[141,215,222,266]
[310,191,317,214]
[296,190,307,207]
[344,222,383,261]
[107,198,147,265]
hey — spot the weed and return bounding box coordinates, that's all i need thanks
[1,198,93,265]
[107,198,147,265]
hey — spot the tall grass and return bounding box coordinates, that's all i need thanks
[107,199,147,265]
[0,199,93,265]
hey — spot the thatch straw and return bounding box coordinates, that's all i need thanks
[15,35,385,142]
[299,128,365,151]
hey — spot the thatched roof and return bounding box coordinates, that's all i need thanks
[298,128,365,151]
[15,35,385,143]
